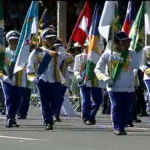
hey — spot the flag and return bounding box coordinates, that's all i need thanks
[84,4,104,87]
[69,1,93,46]
[129,1,145,53]
[11,1,39,74]
[145,1,150,35]
[98,1,120,42]
[0,1,5,72]
[31,8,48,47]
[122,1,136,36]
[99,1,124,85]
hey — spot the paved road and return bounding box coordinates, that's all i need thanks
[0,107,150,150]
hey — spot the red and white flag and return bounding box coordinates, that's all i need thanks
[69,1,93,46]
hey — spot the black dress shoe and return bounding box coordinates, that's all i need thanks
[85,120,96,125]
[121,130,127,135]
[114,130,123,135]
[91,119,96,125]
[45,123,53,130]
[134,118,142,123]
[18,116,27,119]
[12,118,19,127]
[5,118,19,128]
[53,116,61,122]
[126,123,134,127]
[82,118,87,124]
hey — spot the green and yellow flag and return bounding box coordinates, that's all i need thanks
[129,1,145,53]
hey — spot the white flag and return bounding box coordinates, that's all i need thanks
[98,1,118,42]
[145,1,150,35]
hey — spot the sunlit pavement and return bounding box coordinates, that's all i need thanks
[0,107,150,150]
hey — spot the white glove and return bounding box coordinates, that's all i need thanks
[133,69,138,76]
[109,55,123,62]
[29,77,39,84]
[0,75,12,84]
[105,78,113,87]
[76,75,83,83]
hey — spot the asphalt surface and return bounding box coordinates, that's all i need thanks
[0,107,150,150]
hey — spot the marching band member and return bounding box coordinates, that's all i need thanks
[74,41,103,125]
[52,39,74,122]
[140,45,150,116]
[26,28,64,130]
[95,31,139,135]
[0,30,22,127]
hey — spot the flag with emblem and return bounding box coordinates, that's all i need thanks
[0,1,5,74]
[84,4,104,87]
[69,1,93,46]
[8,1,39,75]
[31,8,48,47]
[99,1,125,85]
[129,1,145,53]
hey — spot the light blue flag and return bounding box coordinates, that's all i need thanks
[8,1,38,77]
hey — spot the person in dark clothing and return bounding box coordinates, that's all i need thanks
[134,69,148,118]
[102,89,110,115]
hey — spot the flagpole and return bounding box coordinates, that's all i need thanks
[39,8,48,23]
[35,1,39,48]
[145,1,150,46]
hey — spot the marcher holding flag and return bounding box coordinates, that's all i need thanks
[95,31,139,135]
[1,30,21,127]
[17,8,50,120]
[95,1,139,135]
[0,1,38,127]
[74,4,104,125]
[139,2,150,116]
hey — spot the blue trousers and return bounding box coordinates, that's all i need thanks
[37,80,61,123]
[18,88,31,117]
[108,91,135,131]
[80,85,102,121]
[2,82,23,119]
[55,85,67,117]
[144,80,150,115]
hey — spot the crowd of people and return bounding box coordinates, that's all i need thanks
[0,26,150,136]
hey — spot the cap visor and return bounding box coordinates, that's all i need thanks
[54,44,61,47]
[8,37,19,40]
[121,38,132,41]
[45,35,57,38]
